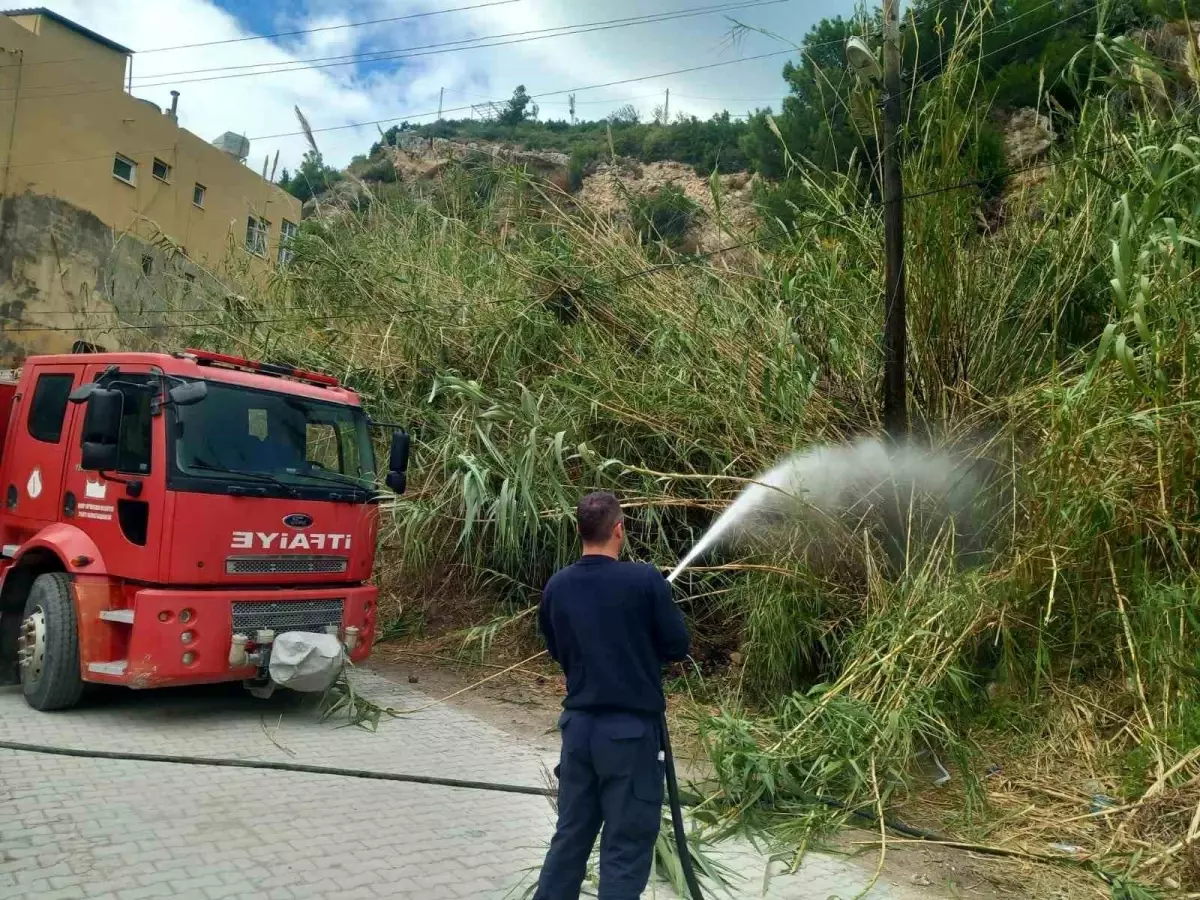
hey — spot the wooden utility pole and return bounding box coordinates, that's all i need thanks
[880,0,908,437]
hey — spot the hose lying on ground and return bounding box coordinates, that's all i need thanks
[2,742,1101,883]
[2,734,707,899]
[0,739,554,797]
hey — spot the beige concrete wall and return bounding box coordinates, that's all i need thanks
[0,12,301,365]
[0,11,301,270]
[0,190,224,364]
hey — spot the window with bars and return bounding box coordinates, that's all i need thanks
[245,215,269,257]
[278,219,298,265]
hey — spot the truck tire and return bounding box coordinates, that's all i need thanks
[19,573,84,711]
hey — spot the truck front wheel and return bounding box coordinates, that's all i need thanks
[18,573,84,711]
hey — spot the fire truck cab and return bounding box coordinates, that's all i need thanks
[0,348,408,711]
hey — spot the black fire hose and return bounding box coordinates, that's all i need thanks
[661,712,705,900]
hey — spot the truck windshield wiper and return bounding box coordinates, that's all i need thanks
[188,461,300,497]
[289,467,375,496]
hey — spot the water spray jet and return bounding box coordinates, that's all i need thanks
[665,437,993,584]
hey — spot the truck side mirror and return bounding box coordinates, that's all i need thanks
[68,382,98,404]
[79,388,123,471]
[167,380,207,406]
[385,430,410,494]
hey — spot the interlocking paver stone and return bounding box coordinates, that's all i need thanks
[1,672,926,898]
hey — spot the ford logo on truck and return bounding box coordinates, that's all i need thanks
[283,513,313,529]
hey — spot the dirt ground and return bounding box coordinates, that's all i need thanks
[368,648,1074,899]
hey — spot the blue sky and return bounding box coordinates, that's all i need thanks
[52,0,860,171]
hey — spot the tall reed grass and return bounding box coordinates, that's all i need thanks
[168,8,1200,889]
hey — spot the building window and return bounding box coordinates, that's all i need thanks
[193,183,206,208]
[141,255,153,276]
[152,158,171,182]
[28,373,75,444]
[278,219,298,265]
[113,154,136,185]
[245,215,269,257]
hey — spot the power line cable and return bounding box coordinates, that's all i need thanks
[1,312,380,333]
[442,88,665,106]
[0,0,523,67]
[2,0,797,100]
[670,94,782,102]
[0,0,1165,178]
[2,48,798,171]
[129,0,794,82]
[0,0,1088,114]
[145,0,520,54]
[189,0,1113,142]
[260,49,797,141]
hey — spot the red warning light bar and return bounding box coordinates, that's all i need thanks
[185,349,340,388]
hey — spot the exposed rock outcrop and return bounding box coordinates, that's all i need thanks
[1004,108,1057,167]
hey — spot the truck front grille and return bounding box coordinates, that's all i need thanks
[226,555,348,575]
[230,598,344,634]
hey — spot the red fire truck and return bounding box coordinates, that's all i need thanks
[0,348,408,711]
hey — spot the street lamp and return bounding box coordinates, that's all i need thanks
[845,36,883,83]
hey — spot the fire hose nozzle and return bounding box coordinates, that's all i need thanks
[343,626,360,652]
[229,633,249,667]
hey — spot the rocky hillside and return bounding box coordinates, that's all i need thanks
[318,104,1063,254]
[330,132,763,254]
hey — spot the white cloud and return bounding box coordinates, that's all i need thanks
[49,0,855,171]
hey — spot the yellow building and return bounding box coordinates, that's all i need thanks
[0,7,302,361]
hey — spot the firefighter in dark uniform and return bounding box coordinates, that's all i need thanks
[534,491,691,900]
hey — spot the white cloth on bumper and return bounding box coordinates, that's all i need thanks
[268,632,344,692]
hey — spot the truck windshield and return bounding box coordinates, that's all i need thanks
[171,380,376,497]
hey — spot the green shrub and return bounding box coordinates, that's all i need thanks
[629,185,701,248]
[358,157,398,184]
[566,152,587,192]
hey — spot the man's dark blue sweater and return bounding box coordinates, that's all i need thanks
[539,555,690,714]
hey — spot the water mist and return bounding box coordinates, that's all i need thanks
[666,437,993,583]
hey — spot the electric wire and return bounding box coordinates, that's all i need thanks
[0,0,1092,150]
[0,0,523,67]
[130,0,795,82]
[0,49,798,172]
[1,0,798,100]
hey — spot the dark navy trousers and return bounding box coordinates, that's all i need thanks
[534,709,664,900]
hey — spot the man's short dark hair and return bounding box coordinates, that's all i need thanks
[577,491,623,543]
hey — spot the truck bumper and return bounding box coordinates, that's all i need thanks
[74,578,377,689]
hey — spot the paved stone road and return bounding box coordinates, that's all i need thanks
[0,670,930,899]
